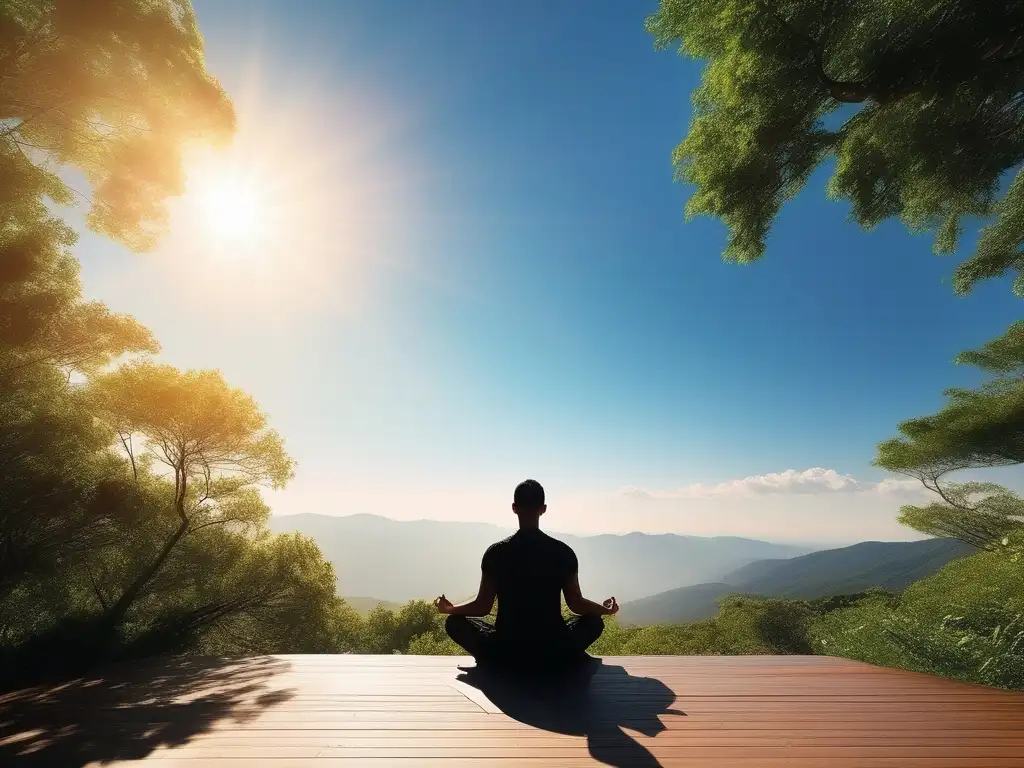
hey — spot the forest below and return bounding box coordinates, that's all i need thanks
[2,0,1024,694]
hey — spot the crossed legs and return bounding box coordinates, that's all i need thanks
[445,614,604,667]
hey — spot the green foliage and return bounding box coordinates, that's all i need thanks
[1,0,234,250]
[345,596,402,616]
[610,619,725,655]
[874,322,1024,548]
[957,321,1024,374]
[558,596,823,656]
[648,0,1024,294]
[621,596,815,655]
[75,362,298,632]
[644,0,1024,694]
[353,601,451,655]
[813,551,1024,689]
[0,2,349,681]
[896,484,1024,550]
[876,380,1024,479]
[406,630,461,656]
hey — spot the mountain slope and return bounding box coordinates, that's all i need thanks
[617,582,738,625]
[722,538,975,597]
[269,513,807,603]
[618,538,975,626]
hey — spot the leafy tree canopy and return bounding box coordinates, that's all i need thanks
[0,3,356,678]
[876,321,1024,479]
[0,229,157,381]
[89,361,295,495]
[0,363,121,601]
[85,362,295,628]
[896,482,1024,550]
[648,0,1024,294]
[1,0,234,250]
[876,322,1024,547]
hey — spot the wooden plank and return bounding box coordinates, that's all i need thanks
[66,718,1024,732]
[4,655,1024,767]
[90,759,1024,768]
[164,731,1024,745]
[135,745,1022,758]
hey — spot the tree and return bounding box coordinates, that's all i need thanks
[876,321,1024,547]
[0,2,357,674]
[127,532,352,655]
[86,362,295,629]
[391,600,445,652]
[0,224,155,602]
[356,600,447,654]
[360,604,400,654]
[0,0,232,381]
[647,1,1024,294]
[0,365,119,601]
[1,0,234,250]
[895,483,1024,550]
[0,216,158,383]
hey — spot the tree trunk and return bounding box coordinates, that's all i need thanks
[100,463,190,631]
[98,518,189,630]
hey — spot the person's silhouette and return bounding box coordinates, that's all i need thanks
[434,479,619,671]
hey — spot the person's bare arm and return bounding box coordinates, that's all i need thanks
[434,572,496,617]
[563,572,618,617]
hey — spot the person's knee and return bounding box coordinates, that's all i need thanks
[444,614,469,639]
[580,613,604,635]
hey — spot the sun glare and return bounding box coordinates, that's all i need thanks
[188,164,268,247]
[163,80,402,317]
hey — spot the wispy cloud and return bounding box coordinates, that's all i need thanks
[623,468,923,500]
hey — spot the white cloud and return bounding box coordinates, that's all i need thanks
[624,468,926,500]
[873,477,924,495]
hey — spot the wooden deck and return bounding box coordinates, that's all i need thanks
[3,655,1024,767]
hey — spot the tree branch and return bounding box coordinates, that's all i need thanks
[757,0,872,102]
[189,517,245,533]
[87,566,109,610]
[117,430,138,482]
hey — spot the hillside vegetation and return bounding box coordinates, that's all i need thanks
[354,546,1024,690]
[346,597,402,616]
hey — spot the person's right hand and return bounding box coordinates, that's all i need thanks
[602,597,619,616]
[434,594,454,615]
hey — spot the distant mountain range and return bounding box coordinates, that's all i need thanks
[617,538,975,625]
[268,513,808,603]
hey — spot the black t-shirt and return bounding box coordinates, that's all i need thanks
[481,528,578,642]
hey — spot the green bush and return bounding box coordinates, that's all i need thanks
[812,551,1024,690]
[406,631,461,655]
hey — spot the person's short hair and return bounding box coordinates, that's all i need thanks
[514,479,545,512]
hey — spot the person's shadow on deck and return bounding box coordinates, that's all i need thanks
[0,656,294,767]
[456,659,685,767]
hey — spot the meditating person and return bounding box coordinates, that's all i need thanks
[434,479,619,670]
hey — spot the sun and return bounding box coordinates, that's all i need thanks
[197,175,264,241]
[162,81,394,316]
[187,164,269,248]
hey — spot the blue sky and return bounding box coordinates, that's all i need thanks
[76,0,1021,543]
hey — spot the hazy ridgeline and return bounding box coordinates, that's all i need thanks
[267,513,807,603]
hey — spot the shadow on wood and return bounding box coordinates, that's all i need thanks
[456,659,685,767]
[0,655,293,767]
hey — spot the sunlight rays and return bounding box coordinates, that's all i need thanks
[159,50,426,322]
[189,162,269,248]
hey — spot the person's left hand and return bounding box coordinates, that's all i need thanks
[434,594,454,614]
[602,597,619,616]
